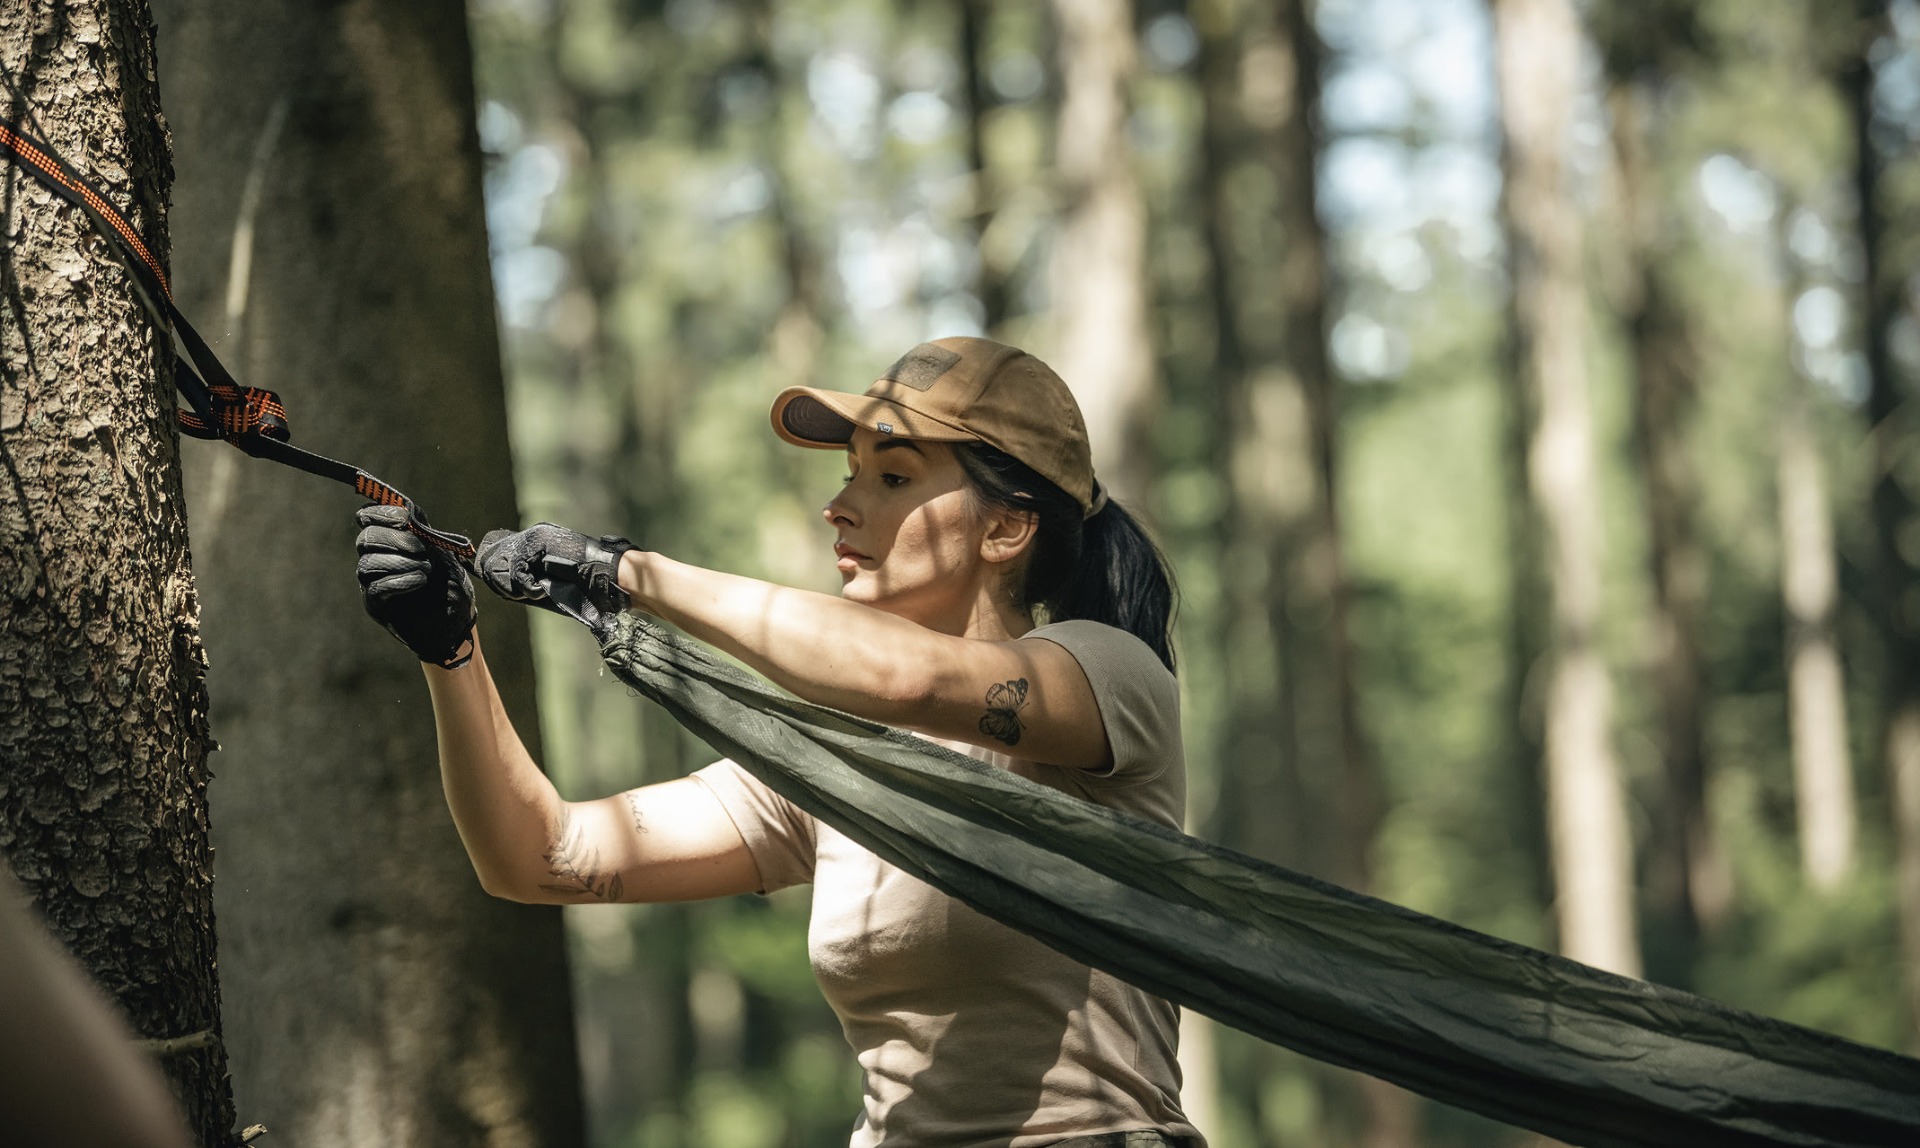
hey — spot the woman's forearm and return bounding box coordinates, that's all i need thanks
[423,631,566,900]
[620,551,950,721]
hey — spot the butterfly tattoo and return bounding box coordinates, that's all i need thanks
[980,677,1030,746]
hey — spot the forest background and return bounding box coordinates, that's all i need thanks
[3,0,1919,1145]
[472,0,1920,1142]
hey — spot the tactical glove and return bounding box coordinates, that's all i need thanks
[355,504,477,668]
[476,523,634,636]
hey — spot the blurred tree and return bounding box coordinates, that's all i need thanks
[1772,207,1858,894]
[155,0,586,1143]
[749,0,830,392]
[1197,0,1372,896]
[476,1,872,1140]
[0,3,239,1142]
[1194,0,1407,1142]
[1493,0,1640,977]
[1837,0,1920,1040]
[959,0,1009,331]
[1493,35,1557,956]
[1048,0,1156,502]
[1595,1,1730,968]
[544,13,703,1139]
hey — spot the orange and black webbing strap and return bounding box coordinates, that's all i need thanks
[0,116,477,565]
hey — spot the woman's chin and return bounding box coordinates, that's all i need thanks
[838,574,905,613]
[838,572,875,602]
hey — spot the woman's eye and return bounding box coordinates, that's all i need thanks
[841,474,854,484]
[881,473,908,488]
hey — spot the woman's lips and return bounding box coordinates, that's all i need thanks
[834,542,871,572]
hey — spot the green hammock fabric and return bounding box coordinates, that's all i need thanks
[595,614,1920,1148]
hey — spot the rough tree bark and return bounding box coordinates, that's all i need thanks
[1493,0,1640,978]
[1047,0,1155,503]
[1838,0,1920,1037]
[152,0,586,1143]
[0,2,238,1143]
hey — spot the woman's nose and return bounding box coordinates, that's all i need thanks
[823,490,857,527]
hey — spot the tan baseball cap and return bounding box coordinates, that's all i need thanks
[770,336,1107,517]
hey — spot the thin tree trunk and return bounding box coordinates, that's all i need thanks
[1198,0,1369,895]
[1197,0,1408,1141]
[1770,194,1857,894]
[155,1,587,1143]
[1608,82,1726,961]
[540,21,704,1140]
[1187,4,1255,1135]
[1840,0,1920,1037]
[960,0,1009,333]
[1499,226,1557,937]
[1047,0,1155,504]
[1777,360,1857,892]
[1493,0,1639,978]
[0,4,238,1143]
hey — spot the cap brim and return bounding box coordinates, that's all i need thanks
[770,387,978,449]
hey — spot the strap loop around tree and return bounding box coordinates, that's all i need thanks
[0,113,476,564]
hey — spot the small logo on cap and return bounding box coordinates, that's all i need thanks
[877,421,895,434]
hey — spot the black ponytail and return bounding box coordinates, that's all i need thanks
[955,444,1179,671]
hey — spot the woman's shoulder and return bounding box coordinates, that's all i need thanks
[1020,619,1173,685]
[1019,619,1181,781]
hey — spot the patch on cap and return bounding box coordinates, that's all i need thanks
[881,344,962,391]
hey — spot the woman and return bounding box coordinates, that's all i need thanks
[354,336,1201,1148]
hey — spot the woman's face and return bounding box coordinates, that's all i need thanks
[824,427,998,626]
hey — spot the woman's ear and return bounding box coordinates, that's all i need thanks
[978,505,1040,566]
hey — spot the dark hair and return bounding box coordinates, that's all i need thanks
[955,444,1178,671]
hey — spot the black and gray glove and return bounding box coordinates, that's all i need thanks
[355,504,477,668]
[476,523,634,635]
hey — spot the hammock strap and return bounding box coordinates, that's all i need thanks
[0,117,475,563]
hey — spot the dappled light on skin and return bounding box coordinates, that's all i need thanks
[826,428,1035,641]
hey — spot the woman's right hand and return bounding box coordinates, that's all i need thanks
[355,504,477,668]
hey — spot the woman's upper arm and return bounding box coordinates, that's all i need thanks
[915,633,1114,769]
[540,777,764,904]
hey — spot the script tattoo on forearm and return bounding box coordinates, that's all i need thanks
[624,790,648,835]
[979,678,1030,747]
[540,806,625,902]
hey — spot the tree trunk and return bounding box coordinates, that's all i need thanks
[0,3,239,1144]
[959,0,1009,333]
[1840,0,1920,1039]
[550,8,707,1136]
[1608,82,1726,967]
[1493,0,1639,978]
[153,1,587,1143]
[1047,0,1155,504]
[1777,358,1857,893]
[1198,0,1369,893]
[1196,0,1408,1141]
[1769,195,1858,895]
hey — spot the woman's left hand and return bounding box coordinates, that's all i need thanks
[475,522,635,633]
